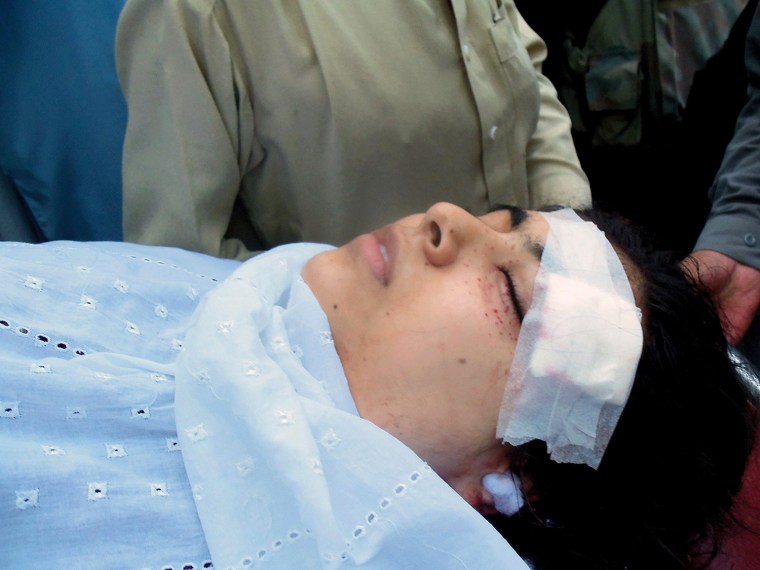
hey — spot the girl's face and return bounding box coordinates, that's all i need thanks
[303,202,549,513]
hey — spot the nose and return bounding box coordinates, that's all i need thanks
[421,202,482,267]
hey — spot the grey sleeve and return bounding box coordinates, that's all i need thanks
[694,2,760,271]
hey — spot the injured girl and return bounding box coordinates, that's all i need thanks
[1,203,755,569]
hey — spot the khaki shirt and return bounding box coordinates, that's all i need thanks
[117,0,590,259]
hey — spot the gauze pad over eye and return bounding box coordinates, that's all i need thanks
[496,209,643,469]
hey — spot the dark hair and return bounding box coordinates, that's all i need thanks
[488,208,757,568]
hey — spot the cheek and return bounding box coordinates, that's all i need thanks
[368,312,502,385]
[461,277,520,351]
[364,271,519,375]
[408,279,516,356]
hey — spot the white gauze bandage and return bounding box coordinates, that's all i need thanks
[496,209,643,469]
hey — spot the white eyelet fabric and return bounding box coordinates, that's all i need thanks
[1,241,527,569]
[0,241,236,569]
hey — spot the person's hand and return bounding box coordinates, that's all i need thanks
[685,250,760,344]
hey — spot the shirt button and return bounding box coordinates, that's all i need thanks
[489,125,499,140]
[462,43,471,59]
[745,233,757,247]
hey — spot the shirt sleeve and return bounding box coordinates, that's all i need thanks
[511,5,591,209]
[117,0,260,260]
[693,2,760,271]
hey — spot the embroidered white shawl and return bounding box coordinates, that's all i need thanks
[176,244,527,569]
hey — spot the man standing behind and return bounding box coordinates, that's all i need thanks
[690,1,760,363]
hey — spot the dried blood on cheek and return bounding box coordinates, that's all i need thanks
[479,276,510,334]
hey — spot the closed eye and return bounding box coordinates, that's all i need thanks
[500,268,525,322]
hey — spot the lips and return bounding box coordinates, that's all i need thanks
[373,225,396,284]
[356,226,396,285]
[379,242,389,266]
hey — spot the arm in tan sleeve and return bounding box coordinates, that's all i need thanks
[117,0,257,259]
[511,4,591,209]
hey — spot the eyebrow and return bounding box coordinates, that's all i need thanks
[489,204,528,228]
[489,204,544,261]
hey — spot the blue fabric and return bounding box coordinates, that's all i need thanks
[0,2,127,241]
[0,172,38,242]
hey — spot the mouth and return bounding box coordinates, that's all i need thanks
[372,225,396,285]
[379,242,389,266]
[354,225,397,286]
[356,230,390,285]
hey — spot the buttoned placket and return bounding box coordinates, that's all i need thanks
[448,0,514,204]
